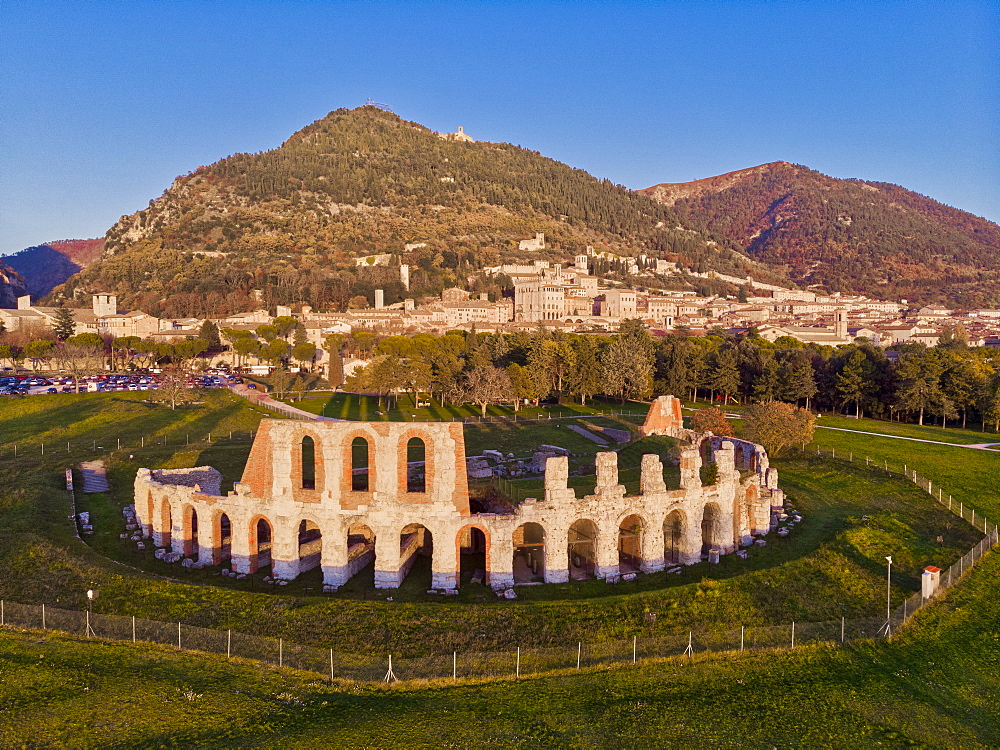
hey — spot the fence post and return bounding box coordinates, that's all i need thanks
[330,649,334,683]
[791,621,795,648]
[177,622,181,649]
[1,600,3,626]
[42,603,45,630]
[577,642,581,670]
[740,625,744,652]
[841,616,845,644]
[132,615,136,643]
[279,638,283,668]
[633,635,637,664]
[516,647,520,678]
[453,651,457,680]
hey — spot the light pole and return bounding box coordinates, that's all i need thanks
[884,556,892,636]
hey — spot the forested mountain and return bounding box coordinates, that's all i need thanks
[642,163,1000,307]
[55,107,765,317]
[0,262,27,308]
[4,238,103,300]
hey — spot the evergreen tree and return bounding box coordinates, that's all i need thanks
[198,320,221,349]
[710,349,741,405]
[52,306,75,341]
[835,350,873,417]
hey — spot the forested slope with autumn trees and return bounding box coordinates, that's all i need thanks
[642,162,1000,307]
[52,106,767,318]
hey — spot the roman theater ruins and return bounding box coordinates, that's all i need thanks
[133,396,784,591]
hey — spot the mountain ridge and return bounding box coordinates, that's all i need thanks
[641,162,1000,306]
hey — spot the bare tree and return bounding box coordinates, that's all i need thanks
[464,365,514,417]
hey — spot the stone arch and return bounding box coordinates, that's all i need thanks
[348,435,371,492]
[513,522,546,584]
[663,509,686,565]
[300,435,316,490]
[617,513,644,574]
[406,437,426,493]
[297,518,323,574]
[397,429,436,497]
[456,524,490,585]
[398,523,433,586]
[345,521,376,586]
[155,496,172,548]
[701,502,722,554]
[211,510,232,565]
[568,518,598,580]
[179,504,198,557]
[248,515,274,573]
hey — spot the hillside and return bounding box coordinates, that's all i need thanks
[0,261,27,308]
[642,162,1000,306]
[4,238,103,300]
[55,107,766,318]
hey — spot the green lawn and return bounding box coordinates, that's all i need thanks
[0,551,998,747]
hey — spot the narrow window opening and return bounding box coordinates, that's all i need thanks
[301,436,316,490]
[351,437,369,491]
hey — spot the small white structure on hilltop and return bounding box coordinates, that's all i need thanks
[133,396,784,592]
[519,232,546,252]
[438,126,474,143]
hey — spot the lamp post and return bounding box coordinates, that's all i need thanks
[884,556,892,636]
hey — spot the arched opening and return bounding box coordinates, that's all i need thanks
[664,510,684,565]
[298,519,322,574]
[618,514,644,574]
[182,506,198,557]
[734,443,746,469]
[399,523,433,587]
[458,526,489,585]
[407,437,426,493]
[344,522,376,588]
[301,436,316,490]
[254,517,273,571]
[219,512,232,563]
[157,500,172,547]
[702,503,721,554]
[568,519,598,580]
[512,522,546,583]
[700,440,713,464]
[351,437,370,491]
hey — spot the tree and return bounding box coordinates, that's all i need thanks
[751,357,781,403]
[23,339,55,371]
[111,336,141,371]
[742,401,816,455]
[52,307,75,341]
[464,365,513,416]
[55,340,104,390]
[259,339,291,367]
[782,358,818,409]
[600,334,654,403]
[567,337,603,405]
[710,349,741,405]
[835,350,873,417]
[157,365,193,410]
[233,336,261,367]
[272,316,298,339]
[174,338,209,369]
[895,349,946,425]
[292,342,317,370]
[198,320,222,349]
[690,407,735,437]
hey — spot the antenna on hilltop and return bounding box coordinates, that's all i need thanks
[364,98,394,112]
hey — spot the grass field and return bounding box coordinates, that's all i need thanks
[0,550,997,747]
[0,391,998,745]
[0,391,984,659]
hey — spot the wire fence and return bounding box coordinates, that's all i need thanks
[0,430,259,465]
[1,433,997,684]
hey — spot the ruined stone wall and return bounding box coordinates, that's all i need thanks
[135,407,782,592]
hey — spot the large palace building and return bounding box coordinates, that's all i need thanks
[134,397,784,591]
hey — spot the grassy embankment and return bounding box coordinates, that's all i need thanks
[0,391,984,659]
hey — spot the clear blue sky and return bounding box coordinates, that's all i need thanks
[1,0,997,255]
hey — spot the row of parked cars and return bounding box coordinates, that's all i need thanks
[0,370,238,396]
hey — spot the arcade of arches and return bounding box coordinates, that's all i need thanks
[135,398,783,592]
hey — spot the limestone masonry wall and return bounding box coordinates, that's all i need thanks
[135,397,783,592]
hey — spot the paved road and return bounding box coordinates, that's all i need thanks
[813,425,1000,451]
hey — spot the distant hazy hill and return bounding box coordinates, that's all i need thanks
[642,162,1000,306]
[5,238,104,300]
[56,106,765,317]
